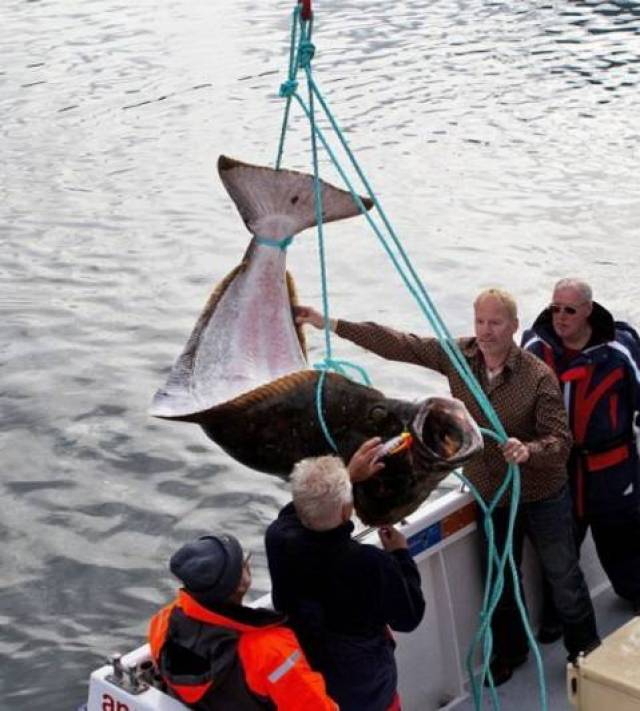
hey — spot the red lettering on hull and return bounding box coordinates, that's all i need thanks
[102,692,131,711]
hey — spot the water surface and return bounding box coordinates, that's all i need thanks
[1,0,639,707]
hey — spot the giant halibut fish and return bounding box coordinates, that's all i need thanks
[150,156,483,524]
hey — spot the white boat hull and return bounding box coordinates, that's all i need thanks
[84,488,609,711]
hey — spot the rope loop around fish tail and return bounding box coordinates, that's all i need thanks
[254,235,294,251]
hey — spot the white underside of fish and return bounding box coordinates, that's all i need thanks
[192,245,305,406]
[151,243,306,418]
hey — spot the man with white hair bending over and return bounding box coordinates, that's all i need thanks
[265,439,426,711]
[523,278,640,637]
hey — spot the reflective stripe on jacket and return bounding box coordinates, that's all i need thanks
[149,590,338,710]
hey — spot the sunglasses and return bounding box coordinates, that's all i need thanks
[243,551,253,567]
[549,303,583,316]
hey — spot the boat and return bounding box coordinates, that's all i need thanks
[82,481,632,711]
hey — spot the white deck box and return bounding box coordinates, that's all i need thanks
[568,616,640,710]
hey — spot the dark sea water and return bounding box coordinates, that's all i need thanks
[1,0,639,708]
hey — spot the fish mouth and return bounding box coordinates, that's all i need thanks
[409,396,483,469]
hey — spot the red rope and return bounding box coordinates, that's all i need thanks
[299,0,312,21]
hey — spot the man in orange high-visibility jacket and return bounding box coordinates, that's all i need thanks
[149,533,337,710]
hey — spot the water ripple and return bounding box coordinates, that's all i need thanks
[2,0,640,707]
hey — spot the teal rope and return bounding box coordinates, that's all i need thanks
[278,47,486,427]
[287,85,487,412]
[297,17,341,449]
[255,235,294,251]
[315,369,338,452]
[275,7,373,454]
[313,359,372,387]
[276,3,504,467]
[311,358,373,452]
[459,437,546,709]
[274,10,547,709]
[275,4,301,170]
[295,82,505,435]
[301,29,328,358]
[456,467,507,709]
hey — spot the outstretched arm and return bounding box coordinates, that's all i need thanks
[294,304,449,373]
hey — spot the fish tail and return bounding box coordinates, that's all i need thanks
[218,155,373,239]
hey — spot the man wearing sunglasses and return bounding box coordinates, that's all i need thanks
[522,278,640,636]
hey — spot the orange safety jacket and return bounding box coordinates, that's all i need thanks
[149,590,338,711]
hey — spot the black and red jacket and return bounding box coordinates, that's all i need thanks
[522,302,640,518]
[149,590,337,710]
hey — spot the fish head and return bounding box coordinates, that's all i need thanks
[409,396,483,471]
[353,396,482,526]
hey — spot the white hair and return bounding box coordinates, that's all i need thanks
[291,455,353,532]
[553,278,592,303]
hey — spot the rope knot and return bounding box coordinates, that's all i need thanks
[279,79,298,98]
[298,40,316,68]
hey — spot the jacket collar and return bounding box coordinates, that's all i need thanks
[530,300,615,350]
[178,589,285,630]
[280,501,355,543]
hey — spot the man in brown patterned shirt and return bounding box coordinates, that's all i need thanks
[295,288,599,686]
